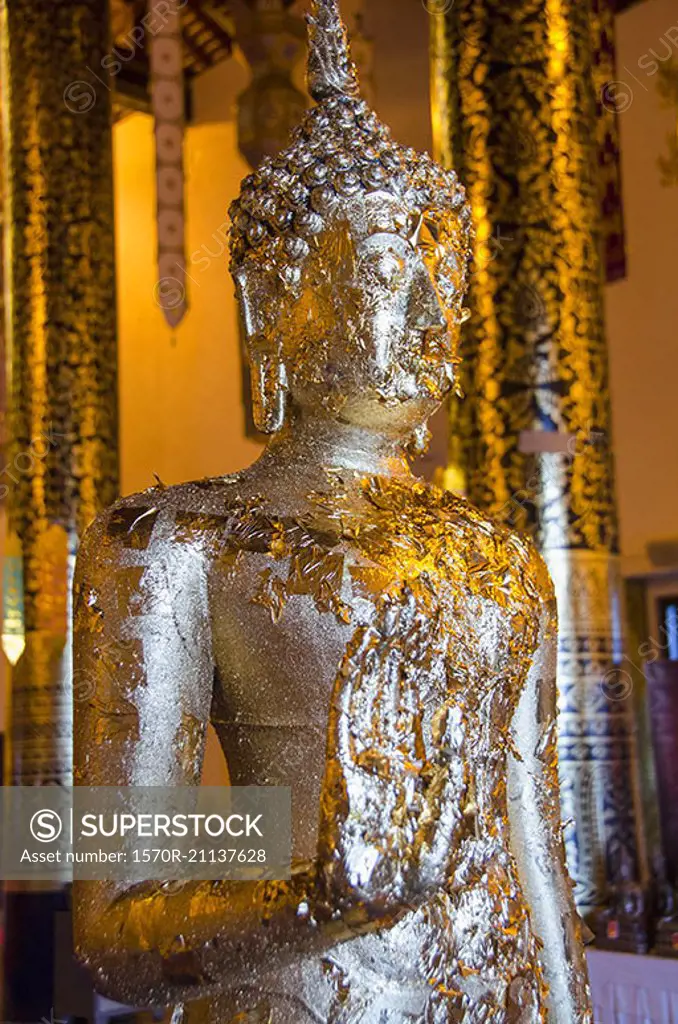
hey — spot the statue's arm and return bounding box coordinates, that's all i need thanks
[506,573,593,1023]
[72,505,407,1007]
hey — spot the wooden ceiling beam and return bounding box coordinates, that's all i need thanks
[185,0,233,54]
[615,0,648,12]
[181,24,212,73]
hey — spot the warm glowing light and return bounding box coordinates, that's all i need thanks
[443,464,467,496]
[2,632,25,666]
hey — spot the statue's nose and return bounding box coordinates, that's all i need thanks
[410,266,448,332]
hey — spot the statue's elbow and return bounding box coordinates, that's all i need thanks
[72,898,147,1006]
[74,937,158,1008]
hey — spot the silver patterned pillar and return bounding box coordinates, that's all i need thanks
[431,0,647,915]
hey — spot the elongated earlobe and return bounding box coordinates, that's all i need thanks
[235,268,288,433]
[249,335,288,434]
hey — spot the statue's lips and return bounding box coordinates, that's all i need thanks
[372,368,455,407]
[378,337,456,402]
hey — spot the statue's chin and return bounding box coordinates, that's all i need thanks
[287,363,453,438]
[374,365,455,408]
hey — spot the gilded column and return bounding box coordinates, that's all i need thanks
[0,0,118,1016]
[431,0,646,915]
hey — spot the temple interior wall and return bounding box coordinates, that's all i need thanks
[603,0,678,576]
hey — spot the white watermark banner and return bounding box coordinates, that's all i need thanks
[0,787,291,882]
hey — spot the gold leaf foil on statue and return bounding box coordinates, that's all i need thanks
[73,1,592,1020]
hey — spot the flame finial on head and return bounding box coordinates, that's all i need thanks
[307,0,361,101]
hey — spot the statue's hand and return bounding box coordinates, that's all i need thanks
[317,582,463,919]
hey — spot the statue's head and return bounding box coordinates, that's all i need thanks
[229,0,472,447]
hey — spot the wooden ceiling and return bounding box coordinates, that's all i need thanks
[112,0,235,70]
[614,0,647,11]
[110,0,302,116]
[111,0,236,114]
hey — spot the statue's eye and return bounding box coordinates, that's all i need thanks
[436,271,457,307]
[433,252,461,304]
[369,252,406,289]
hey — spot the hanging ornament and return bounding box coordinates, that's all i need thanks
[233,0,307,170]
[149,0,188,328]
[2,531,25,667]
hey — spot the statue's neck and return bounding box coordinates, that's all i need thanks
[248,412,414,500]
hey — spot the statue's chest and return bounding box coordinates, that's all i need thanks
[207,501,536,725]
[202,493,541,833]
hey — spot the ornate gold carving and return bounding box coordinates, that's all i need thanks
[0,0,119,786]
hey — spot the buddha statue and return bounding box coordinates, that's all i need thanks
[73,1,593,1020]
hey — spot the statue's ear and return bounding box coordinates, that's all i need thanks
[235,267,288,434]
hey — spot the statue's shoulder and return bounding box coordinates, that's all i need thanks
[77,474,246,562]
[436,485,554,600]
